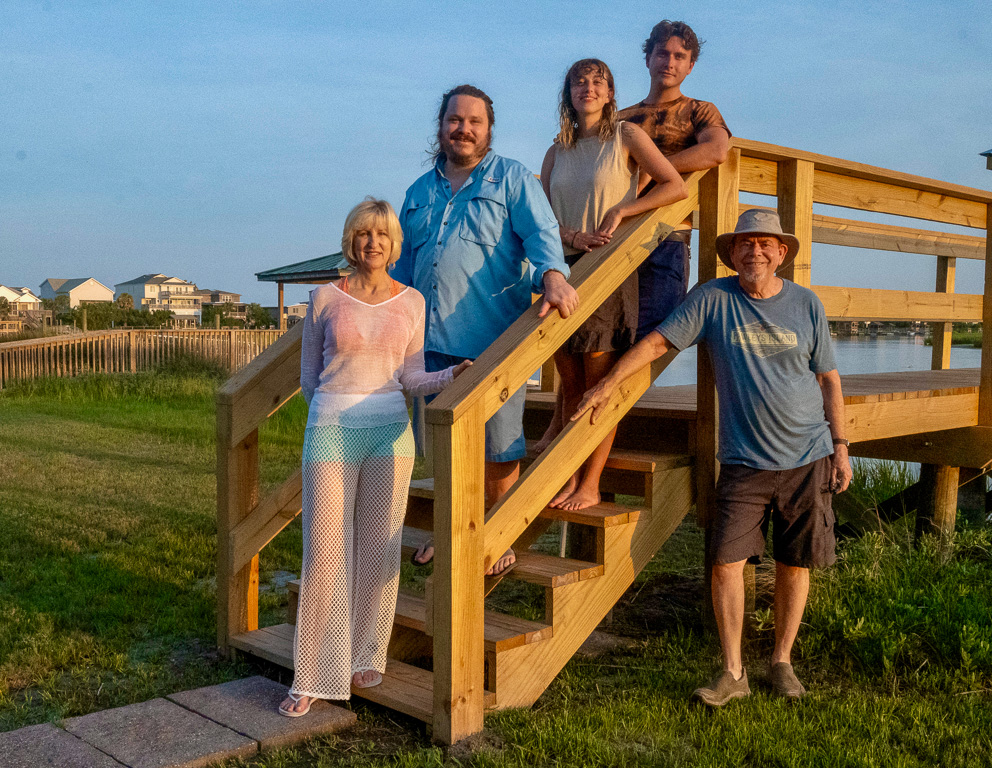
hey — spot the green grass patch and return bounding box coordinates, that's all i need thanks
[2,374,991,766]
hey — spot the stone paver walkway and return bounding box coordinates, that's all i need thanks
[0,676,356,768]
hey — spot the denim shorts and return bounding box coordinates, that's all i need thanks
[419,350,527,464]
[636,231,691,341]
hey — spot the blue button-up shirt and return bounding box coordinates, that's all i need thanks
[392,151,568,359]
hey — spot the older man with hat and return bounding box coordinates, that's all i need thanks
[573,207,852,704]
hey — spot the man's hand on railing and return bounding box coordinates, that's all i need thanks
[571,375,618,425]
[538,270,579,319]
[571,330,673,425]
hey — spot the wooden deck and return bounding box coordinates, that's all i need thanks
[528,368,980,444]
[215,137,992,744]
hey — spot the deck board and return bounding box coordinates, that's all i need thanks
[528,368,980,444]
[530,368,979,413]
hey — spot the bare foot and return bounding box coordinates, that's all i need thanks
[411,540,434,566]
[558,487,601,511]
[278,693,311,716]
[549,474,579,508]
[485,548,516,577]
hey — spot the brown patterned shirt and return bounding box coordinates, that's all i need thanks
[618,96,730,157]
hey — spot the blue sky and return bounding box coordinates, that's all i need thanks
[2,0,990,307]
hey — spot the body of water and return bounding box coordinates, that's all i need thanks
[656,334,983,386]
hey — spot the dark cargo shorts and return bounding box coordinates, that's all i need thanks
[711,456,837,569]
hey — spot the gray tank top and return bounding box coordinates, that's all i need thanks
[549,123,637,257]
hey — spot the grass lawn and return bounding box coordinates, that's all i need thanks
[1,370,990,766]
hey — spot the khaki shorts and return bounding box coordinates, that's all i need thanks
[711,457,837,569]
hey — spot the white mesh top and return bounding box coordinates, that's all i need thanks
[300,281,454,429]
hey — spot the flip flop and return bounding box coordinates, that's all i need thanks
[278,693,312,718]
[486,557,517,579]
[410,541,434,567]
[352,671,383,689]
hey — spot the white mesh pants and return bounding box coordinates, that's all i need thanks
[291,421,415,700]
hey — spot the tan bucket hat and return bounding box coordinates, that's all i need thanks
[715,208,801,272]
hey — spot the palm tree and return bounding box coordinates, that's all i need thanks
[0,297,10,320]
[117,293,134,310]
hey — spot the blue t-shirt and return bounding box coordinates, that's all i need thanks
[658,277,837,470]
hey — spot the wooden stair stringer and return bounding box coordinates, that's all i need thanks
[485,464,694,710]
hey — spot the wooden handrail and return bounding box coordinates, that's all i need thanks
[0,328,128,350]
[482,350,677,569]
[733,137,992,206]
[216,323,303,448]
[425,170,706,428]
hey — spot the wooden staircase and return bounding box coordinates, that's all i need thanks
[229,445,694,721]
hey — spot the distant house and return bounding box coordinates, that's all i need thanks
[193,288,241,305]
[39,278,114,308]
[264,302,307,327]
[0,285,41,312]
[115,274,200,327]
[11,288,43,312]
[1,285,51,328]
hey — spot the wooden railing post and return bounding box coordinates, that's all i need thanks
[698,151,742,626]
[980,202,992,426]
[129,330,137,372]
[696,150,739,526]
[916,255,960,539]
[431,404,486,745]
[931,256,956,370]
[216,409,260,653]
[777,158,815,288]
[228,329,237,371]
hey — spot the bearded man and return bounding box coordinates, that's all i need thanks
[392,84,578,576]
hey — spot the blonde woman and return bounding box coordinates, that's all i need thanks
[540,59,686,510]
[280,198,469,716]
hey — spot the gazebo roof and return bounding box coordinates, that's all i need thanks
[256,252,352,284]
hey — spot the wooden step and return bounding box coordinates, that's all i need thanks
[400,527,601,587]
[400,526,432,561]
[523,440,692,473]
[287,584,553,653]
[408,477,435,499]
[228,622,494,722]
[511,550,602,587]
[410,477,658,513]
[539,501,641,528]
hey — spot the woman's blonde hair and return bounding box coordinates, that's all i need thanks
[555,59,618,149]
[340,197,403,267]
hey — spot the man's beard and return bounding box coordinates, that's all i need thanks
[441,132,491,167]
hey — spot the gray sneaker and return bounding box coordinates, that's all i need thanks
[692,669,750,707]
[770,662,806,699]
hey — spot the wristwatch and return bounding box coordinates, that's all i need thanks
[832,438,850,447]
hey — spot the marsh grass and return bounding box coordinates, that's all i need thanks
[2,374,991,766]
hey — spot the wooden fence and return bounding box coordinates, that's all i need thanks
[0,328,285,389]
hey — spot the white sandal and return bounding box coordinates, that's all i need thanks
[352,670,382,689]
[278,692,312,717]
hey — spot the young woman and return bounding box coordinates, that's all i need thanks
[279,198,469,716]
[540,59,685,510]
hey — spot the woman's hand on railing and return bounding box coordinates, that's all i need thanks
[594,204,626,240]
[452,360,473,378]
[572,229,612,252]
